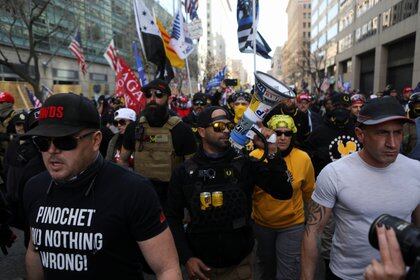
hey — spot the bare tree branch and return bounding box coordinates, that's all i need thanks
[30,0,52,25]
[5,17,26,65]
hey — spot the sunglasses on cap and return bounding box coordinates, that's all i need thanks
[193,100,206,106]
[275,130,293,137]
[113,119,128,126]
[209,121,235,133]
[32,131,96,152]
[145,90,165,99]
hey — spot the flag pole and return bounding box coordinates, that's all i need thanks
[185,56,193,97]
[252,0,257,77]
[133,0,152,82]
[179,0,193,96]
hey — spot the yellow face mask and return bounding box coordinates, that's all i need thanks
[234,105,247,124]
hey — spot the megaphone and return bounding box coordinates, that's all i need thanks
[230,71,295,159]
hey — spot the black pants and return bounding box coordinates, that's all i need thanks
[324,259,343,280]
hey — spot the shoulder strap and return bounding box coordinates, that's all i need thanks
[164,116,181,130]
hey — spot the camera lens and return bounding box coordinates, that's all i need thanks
[369,214,420,266]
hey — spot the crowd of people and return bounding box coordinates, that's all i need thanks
[0,76,419,280]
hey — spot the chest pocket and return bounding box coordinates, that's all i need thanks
[185,161,250,233]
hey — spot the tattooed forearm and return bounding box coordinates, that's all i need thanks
[304,199,326,236]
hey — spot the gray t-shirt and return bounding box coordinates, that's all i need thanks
[313,152,420,280]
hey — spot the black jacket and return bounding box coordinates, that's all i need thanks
[166,146,292,268]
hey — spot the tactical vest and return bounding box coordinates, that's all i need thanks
[183,158,250,234]
[134,116,183,182]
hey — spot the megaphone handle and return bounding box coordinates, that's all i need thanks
[249,126,269,162]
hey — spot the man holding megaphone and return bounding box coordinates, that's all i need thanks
[166,72,297,280]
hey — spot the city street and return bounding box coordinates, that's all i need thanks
[0,229,26,280]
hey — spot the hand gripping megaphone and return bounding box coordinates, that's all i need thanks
[229,71,295,160]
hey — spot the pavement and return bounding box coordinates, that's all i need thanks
[0,228,26,280]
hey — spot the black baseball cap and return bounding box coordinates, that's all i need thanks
[357,96,413,125]
[25,93,100,137]
[197,106,231,127]
[331,92,351,107]
[142,79,171,95]
[192,93,207,102]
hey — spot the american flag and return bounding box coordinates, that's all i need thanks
[68,29,87,75]
[103,39,119,72]
[184,0,198,20]
[25,87,42,108]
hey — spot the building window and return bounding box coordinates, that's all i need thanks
[90,73,108,82]
[319,15,327,31]
[356,0,381,18]
[382,0,419,30]
[327,3,339,22]
[327,23,338,40]
[303,22,306,28]
[355,16,378,42]
[339,9,354,31]
[339,33,353,53]
[312,9,318,23]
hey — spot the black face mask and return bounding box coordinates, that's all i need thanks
[329,108,351,128]
[143,102,169,127]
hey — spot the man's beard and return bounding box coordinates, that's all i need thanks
[206,133,230,151]
[144,102,169,127]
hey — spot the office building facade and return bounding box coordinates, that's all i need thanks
[336,0,419,94]
[0,0,174,107]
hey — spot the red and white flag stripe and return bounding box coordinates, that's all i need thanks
[68,29,87,75]
[104,39,119,72]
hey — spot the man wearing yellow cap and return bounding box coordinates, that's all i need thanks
[251,115,315,279]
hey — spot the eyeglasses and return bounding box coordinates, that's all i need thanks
[33,131,96,152]
[275,130,293,137]
[114,119,128,126]
[193,100,206,106]
[209,122,235,133]
[145,90,165,99]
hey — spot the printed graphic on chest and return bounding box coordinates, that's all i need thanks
[31,206,103,272]
[329,135,361,161]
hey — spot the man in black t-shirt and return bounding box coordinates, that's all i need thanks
[120,79,196,208]
[23,93,181,279]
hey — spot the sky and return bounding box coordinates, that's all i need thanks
[206,0,289,80]
[234,0,288,75]
[160,0,289,80]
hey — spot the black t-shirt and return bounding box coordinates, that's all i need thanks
[123,118,197,156]
[23,160,167,280]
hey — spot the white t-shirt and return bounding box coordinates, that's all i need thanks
[312,152,420,280]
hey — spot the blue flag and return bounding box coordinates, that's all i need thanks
[132,41,148,87]
[237,0,271,59]
[206,66,227,92]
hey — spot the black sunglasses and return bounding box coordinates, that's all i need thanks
[193,100,206,106]
[145,90,165,99]
[209,122,235,133]
[113,119,128,126]
[33,131,96,152]
[275,130,293,137]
